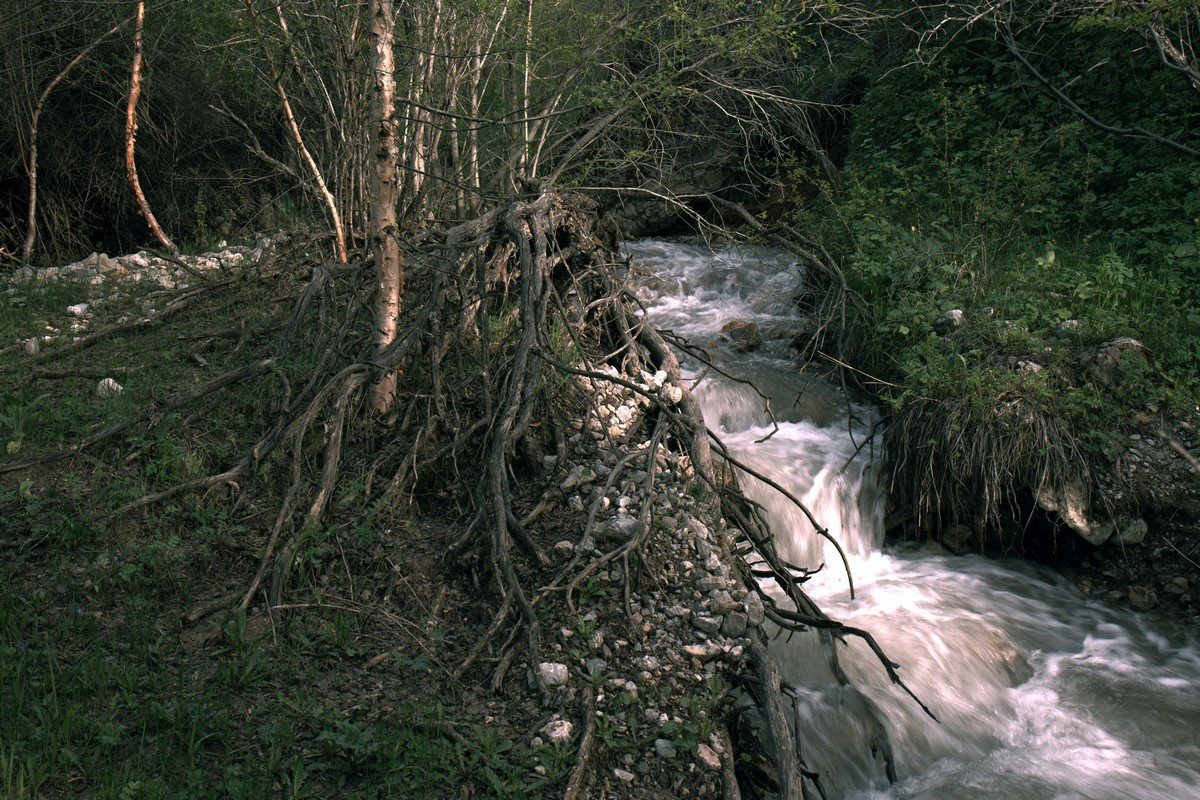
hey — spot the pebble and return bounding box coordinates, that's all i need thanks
[96,378,123,398]
[67,303,89,317]
[1129,586,1158,611]
[1166,577,1189,596]
[613,768,636,783]
[536,662,569,687]
[543,719,573,744]
[654,738,677,758]
[721,611,748,638]
[696,743,722,771]
[745,592,765,626]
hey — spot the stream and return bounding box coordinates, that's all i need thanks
[630,240,1200,800]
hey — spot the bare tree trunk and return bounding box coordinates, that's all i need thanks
[23,15,132,266]
[245,0,349,263]
[369,0,403,412]
[125,0,177,254]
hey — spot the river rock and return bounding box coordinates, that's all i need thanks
[720,319,762,352]
[744,592,765,627]
[1129,586,1157,611]
[942,522,975,552]
[1165,577,1189,596]
[721,611,747,637]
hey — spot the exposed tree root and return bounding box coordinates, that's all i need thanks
[2,191,933,797]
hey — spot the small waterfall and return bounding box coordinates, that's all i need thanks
[631,239,1200,800]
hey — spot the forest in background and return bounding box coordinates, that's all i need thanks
[2,1,1199,798]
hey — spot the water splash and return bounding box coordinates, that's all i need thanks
[631,239,1200,800]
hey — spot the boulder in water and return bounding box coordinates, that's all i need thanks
[720,319,762,352]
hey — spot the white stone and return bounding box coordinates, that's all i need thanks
[536,661,569,687]
[67,303,89,317]
[543,719,573,744]
[661,384,684,405]
[97,378,123,398]
[613,768,635,783]
[22,338,39,356]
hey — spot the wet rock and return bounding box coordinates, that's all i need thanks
[1166,577,1189,596]
[720,319,762,352]
[1129,586,1157,611]
[942,523,975,552]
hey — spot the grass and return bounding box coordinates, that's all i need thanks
[0,274,571,799]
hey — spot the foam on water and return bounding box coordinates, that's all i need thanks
[630,239,1200,800]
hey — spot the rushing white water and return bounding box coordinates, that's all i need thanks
[629,239,1200,800]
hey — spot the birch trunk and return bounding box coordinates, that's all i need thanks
[125,0,177,254]
[368,0,403,412]
[24,15,132,266]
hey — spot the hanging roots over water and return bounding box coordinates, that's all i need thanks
[2,190,931,795]
[887,391,1090,547]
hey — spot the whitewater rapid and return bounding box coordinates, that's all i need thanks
[630,239,1200,800]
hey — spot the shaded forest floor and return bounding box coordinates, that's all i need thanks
[0,232,755,800]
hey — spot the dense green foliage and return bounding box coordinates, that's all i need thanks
[799,21,1200,461]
